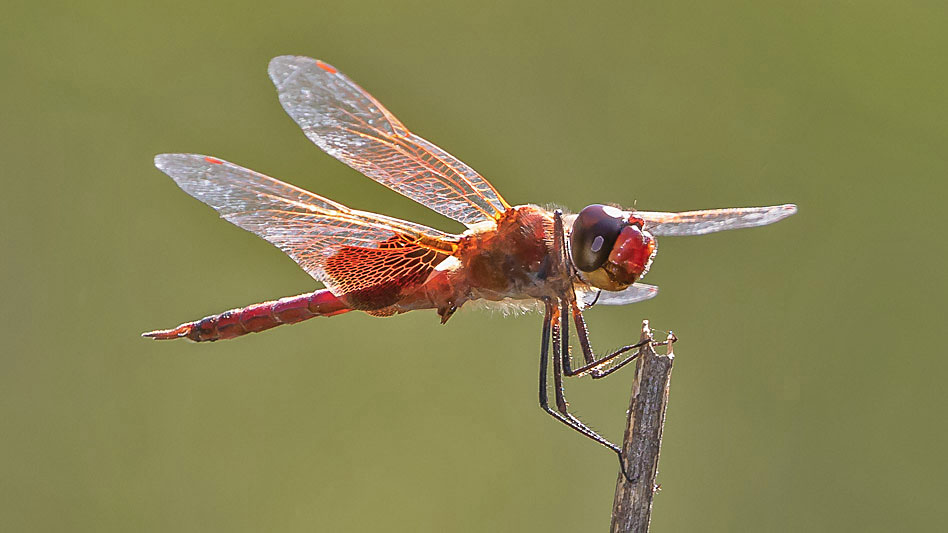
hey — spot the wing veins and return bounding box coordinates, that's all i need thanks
[337,125,499,221]
[227,207,454,251]
[269,55,510,226]
[387,135,499,220]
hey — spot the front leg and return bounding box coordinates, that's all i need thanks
[569,301,675,378]
[555,298,653,378]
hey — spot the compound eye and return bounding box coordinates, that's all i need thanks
[570,204,625,272]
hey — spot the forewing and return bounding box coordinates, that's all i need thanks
[577,283,659,308]
[268,55,510,227]
[154,154,457,299]
[636,204,797,236]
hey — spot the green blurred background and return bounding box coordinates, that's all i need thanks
[3,1,946,531]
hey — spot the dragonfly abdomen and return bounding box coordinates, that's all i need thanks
[142,289,349,342]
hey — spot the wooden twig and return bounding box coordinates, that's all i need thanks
[610,320,676,533]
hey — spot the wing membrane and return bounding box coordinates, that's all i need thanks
[577,283,659,308]
[154,154,457,300]
[636,204,797,236]
[268,55,510,227]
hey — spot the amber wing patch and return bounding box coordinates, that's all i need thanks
[323,235,448,310]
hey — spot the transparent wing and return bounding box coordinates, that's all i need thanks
[268,55,510,228]
[635,204,797,236]
[155,154,457,300]
[576,283,659,308]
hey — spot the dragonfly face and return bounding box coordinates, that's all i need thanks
[570,204,656,292]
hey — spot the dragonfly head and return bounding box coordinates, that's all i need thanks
[569,204,656,291]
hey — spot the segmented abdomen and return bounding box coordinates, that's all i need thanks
[142,289,349,342]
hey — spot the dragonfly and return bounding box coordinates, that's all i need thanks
[144,56,796,476]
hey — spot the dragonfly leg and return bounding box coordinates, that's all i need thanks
[555,299,582,376]
[541,300,634,479]
[550,211,595,372]
[556,300,653,379]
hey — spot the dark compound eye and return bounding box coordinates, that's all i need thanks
[570,204,625,272]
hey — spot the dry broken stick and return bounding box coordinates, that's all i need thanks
[610,321,676,533]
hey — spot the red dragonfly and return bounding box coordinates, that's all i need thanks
[144,56,796,475]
